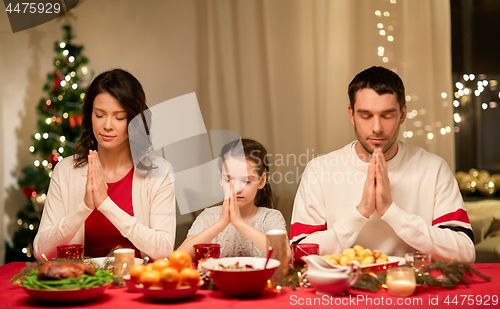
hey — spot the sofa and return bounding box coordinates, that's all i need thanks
[464,200,500,263]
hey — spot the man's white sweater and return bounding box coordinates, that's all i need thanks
[290,141,475,262]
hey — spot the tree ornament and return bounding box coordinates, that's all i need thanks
[48,153,60,166]
[458,174,477,195]
[68,114,83,127]
[21,186,35,199]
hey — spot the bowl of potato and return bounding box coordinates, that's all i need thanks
[321,245,404,273]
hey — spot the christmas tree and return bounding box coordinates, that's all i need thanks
[5,24,90,263]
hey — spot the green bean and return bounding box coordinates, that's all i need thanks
[20,269,112,290]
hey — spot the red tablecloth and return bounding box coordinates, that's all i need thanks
[0,262,498,309]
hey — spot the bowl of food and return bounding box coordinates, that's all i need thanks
[202,257,280,298]
[19,261,113,303]
[321,245,404,273]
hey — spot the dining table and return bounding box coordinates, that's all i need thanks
[0,262,498,309]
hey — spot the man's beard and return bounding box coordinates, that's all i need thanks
[354,123,399,155]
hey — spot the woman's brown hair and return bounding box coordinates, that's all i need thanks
[73,69,149,168]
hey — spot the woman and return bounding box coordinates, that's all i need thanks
[34,69,176,260]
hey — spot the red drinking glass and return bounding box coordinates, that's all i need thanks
[292,243,319,268]
[57,244,84,259]
[193,243,221,267]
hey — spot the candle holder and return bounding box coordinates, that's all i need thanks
[405,252,431,274]
[114,248,135,277]
[386,266,416,297]
[292,243,319,269]
[193,243,220,268]
[56,244,83,259]
[266,230,288,287]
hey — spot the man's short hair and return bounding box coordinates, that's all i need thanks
[348,66,406,111]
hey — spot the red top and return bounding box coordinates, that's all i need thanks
[85,167,140,258]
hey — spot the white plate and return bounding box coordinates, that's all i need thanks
[84,257,143,268]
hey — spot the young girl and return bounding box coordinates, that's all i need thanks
[178,138,290,258]
[34,69,176,261]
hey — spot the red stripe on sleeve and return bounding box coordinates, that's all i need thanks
[290,222,327,239]
[432,209,470,226]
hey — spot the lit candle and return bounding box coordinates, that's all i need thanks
[114,248,135,277]
[386,267,416,297]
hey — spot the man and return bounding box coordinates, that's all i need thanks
[290,66,475,262]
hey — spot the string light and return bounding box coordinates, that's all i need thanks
[379,30,386,36]
[42,133,49,139]
[454,113,461,123]
[463,74,469,81]
[60,80,66,87]
[63,50,69,56]
[427,133,434,140]
[42,160,48,167]
[58,156,63,162]
[58,147,64,153]
[45,99,51,106]
[29,146,35,152]
[34,160,40,167]
[82,66,88,75]
[63,112,69,119]
[383,11,390,17]
[469,74,475,80]
[65,75,71,81]
[72,84,78,90]
[377,23,384,29]
[440,128,446,135]
[482,103,488,110]
[68,56,75,62]
[59,42,66,48]
[45,118,51,124]
[441,92,447,99]
[58,95,63,101]
[70,71,76,77]
[453,100,460,107]
[387,36,394,41]
[60,136,66,142]
[34,133,41,140]
[375,10,381,16]
[80,93,85,99]
[382,57,389,63]
[446,126,451,133]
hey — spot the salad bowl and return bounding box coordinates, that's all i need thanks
[202,257,280,298]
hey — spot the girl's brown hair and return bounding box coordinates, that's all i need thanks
[218,138,275,208]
